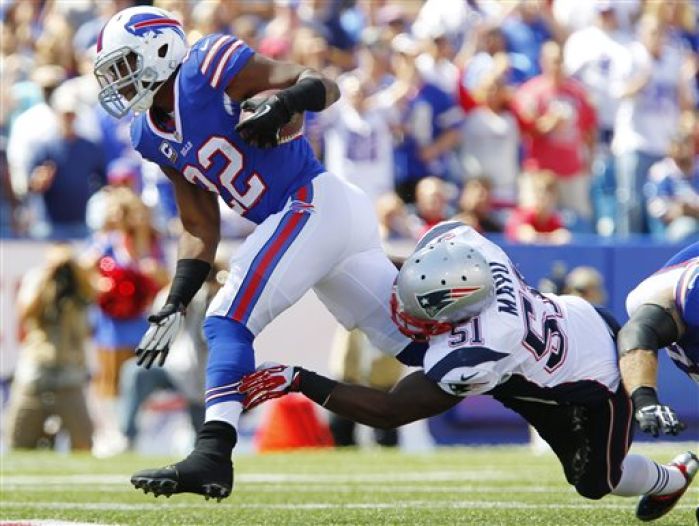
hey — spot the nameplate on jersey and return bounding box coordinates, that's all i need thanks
[159,141,178,163]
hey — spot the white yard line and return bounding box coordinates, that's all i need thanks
[0,470,515,486]
[0,500,696,512]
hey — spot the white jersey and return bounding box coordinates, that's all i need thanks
[563,25,630,131]
[612,42,691,156]
[422,226,620,404]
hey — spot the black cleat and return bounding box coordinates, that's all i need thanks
[636,451,699,522]
[130,451,233,502]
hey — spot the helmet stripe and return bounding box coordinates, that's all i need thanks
[132,17,182,29]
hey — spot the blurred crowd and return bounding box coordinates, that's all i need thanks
[2,0,699,247]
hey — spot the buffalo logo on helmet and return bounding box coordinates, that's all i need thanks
[415,287,482,318]
[124,13,185,39]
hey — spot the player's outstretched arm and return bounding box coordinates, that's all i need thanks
[229,54,340,147]
[240,365,461,429]
[135,166,221,369]
[618,296,686,436]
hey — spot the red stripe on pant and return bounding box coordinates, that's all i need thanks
[230,186,310,321]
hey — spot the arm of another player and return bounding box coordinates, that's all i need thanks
[227,54,340,147]
[618,286,686,436]
[135,166,221,369]
[240,365,461,430]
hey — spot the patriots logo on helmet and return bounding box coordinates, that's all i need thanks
[124,13,185,39]
[416,287,482,318]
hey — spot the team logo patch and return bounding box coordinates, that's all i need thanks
[125,13,185,39]
[416,287,481,318]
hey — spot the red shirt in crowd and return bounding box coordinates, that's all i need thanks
[513,77,596,177]
[505,207,564,241]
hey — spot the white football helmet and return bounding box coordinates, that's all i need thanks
[94,6,187,118]
[391,236,495,340]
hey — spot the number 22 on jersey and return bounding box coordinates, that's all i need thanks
[183,136,267,214]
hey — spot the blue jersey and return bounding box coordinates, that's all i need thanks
[661,242,699,381]
[130,34,325,224]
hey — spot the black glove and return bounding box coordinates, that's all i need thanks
[635,405,685,437]
[135,302,185,369]
[235,95,291,148]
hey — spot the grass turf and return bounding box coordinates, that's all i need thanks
[1,444,696,526]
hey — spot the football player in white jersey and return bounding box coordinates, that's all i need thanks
[240,222,697,522]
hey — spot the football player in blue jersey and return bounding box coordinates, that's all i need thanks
[94,5,423,500]
[618,242,698,519]
[241,223,698,523]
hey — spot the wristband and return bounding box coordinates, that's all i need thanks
[277,77,327,114]
[298,368,338,406]
[631,386,660,410]
[166,258,211,308]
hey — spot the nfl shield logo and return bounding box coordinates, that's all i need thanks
[415,287,481,317]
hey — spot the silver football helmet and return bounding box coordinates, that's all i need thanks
[391,236,495,339]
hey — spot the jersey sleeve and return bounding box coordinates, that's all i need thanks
[423,345,508,397]
[675,261,699,326]
[180,33,254,97]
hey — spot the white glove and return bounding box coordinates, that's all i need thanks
[135,303,184,369]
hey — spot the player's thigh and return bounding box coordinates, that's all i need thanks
[314,247,409,356]
[207,178,347,335]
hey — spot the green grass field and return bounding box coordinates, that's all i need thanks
[1,444,696,526]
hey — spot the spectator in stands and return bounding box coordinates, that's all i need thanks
[319,72,398,203]
[644,0,698,53]
[505,170,571,245]
[563,266,608,306]
[415,30,459,95]
[27,87,106,239]
[460,60,519,208]
[563,3,630,234]
[513,41,597,224]
[457,25,531,115]
[452,176,503,234]
[7,65,66,211]
[5,244,94,450]
[501,0,566,82]
[375,192,420,241]
[391,34,463,202]
[413,176,451,235]
[612,14,695,235]
[646,133,699,242]
[120,262,226,450]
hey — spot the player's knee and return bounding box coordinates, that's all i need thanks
[204,316,256,379]
[203,316,254,346]
[574,481,609,500]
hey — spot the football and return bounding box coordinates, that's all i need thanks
[239,88,305,144]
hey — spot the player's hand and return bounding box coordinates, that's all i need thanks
[634,405,686,437]
[239,362,302,410]
[135,303,185,369]
[235,95,290,148]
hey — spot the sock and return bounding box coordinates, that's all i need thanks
[612,454,686,497]
[202,316,255,430]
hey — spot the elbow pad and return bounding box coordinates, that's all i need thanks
[618,304,679,356]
